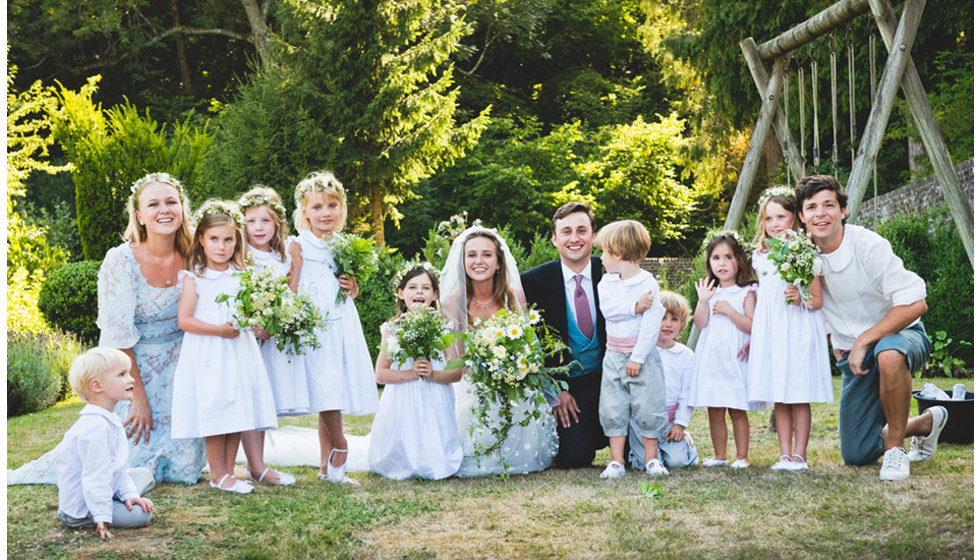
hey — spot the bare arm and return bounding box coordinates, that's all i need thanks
[430,343,463,384]
[177,276,239,338]
[692,277,715,330]
[713,290,755,334]
[287,242,303,293]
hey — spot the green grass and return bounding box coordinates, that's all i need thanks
[7,378,973,559]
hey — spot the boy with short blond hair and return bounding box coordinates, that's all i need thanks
[57,348,155,539]
[595,220,669,478]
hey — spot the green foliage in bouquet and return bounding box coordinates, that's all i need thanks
[766,229,820,304]
[384,307,455,367]
[328,232,379,305]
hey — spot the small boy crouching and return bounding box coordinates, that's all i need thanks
[595,220,669,478]
[57,348,155,539]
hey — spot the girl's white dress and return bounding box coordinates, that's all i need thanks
[294,230,379,415]
[368,323,462,480]
[688,284,768,411]
[170,268,279,439]
[249,243,312,416]
[747,252,834,404]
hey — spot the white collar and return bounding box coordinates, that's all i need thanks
[79,403,125,428]
[820,224,858,273]
[201,266,238,280]
[561,260,592,285]
[659,341,687,354]
[300,229,329,249]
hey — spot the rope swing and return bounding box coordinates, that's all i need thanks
[830,31,839,178]
[798,58,807,171]
[847,23,857,165]
[810,43,820,169]
[868,14,879,226]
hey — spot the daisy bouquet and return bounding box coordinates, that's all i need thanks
[453,307,571,461]
[385,307,456,367]
[217,267,327,354]
[766,228,822,305]
[327,232,379,305]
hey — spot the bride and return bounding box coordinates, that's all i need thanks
[440,226,559,476]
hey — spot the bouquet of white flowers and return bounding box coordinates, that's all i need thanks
[767,228,822,305]
[452,307,571,461]
[385,307,455,367]
[327,232,379,305]
[217,267,327,354]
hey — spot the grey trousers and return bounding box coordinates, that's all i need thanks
[58,467,156,529]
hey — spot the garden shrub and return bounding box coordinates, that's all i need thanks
[7,268,50,335]
[353,249,406,358]
[7,329,84,417]
[38,260,100,343]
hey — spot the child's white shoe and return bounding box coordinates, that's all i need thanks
[771,455,793,470]
[323,449,360,485]
[701,458,729,468]
[210,474,254,494]
[729,459,750,469]
[246,467,296,486]
[599,461,626,479]
[645,458,669,476]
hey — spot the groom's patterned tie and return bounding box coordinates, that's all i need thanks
[573,274,594,340]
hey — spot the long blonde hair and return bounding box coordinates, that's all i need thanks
[124,176,194,258]
[293,171,348,235]
[239,185,289,260]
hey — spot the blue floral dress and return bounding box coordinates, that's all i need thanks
[98,244,207,483]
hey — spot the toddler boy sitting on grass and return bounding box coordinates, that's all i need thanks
[57,348,156,539]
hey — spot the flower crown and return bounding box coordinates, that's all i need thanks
[194,200,245,227]
[758,185,795,205]
[392,258,441,290]
[700,227,748,253]
[294,173,346,207]
[129,172,185,206]
[238,194,287,218]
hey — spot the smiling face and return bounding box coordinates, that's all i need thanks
[657,312,683,348]
[552,211,595,270]
[244,205,276,251]
[463,235,500,284]
[302,192,343,237]
[135,182,183,237]
[708,241,739,287]
[199,224,239,268]
[397,271,437,312]
[763,201,796,239]
[799,188,846,251]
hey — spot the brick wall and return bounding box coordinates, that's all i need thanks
[640,257,695,290]
[853,158,974,227]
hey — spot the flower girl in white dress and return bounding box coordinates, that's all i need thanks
[369,263,463,480]
[171,201,278,494]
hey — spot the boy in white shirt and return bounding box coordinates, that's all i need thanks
[57,348,155,538]
[595,220,668,478]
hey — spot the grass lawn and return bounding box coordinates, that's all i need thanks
[7,377,973,559]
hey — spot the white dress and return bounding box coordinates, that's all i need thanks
[295,230,379,415]
[368,323,462,480]
[688,284,767,411]
[249,243,313,416]
[170,268,279,439]
[747,252,834,404]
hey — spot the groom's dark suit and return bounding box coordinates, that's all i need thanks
[522,256,608,467]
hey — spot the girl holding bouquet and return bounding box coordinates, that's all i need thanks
[746,187,833,471]
[440,227,559,477]
[171,201,278,494]
[237,186,306,486]
[368,263,463,479]
[289,171,378,485]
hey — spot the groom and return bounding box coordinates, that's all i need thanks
[522,202,608,467]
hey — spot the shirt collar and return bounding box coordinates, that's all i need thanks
[202,266,238,280]
[561,260,592,286]
[300,229,328,248]
[79,403,125,428]
[660,341,687,354]
[820,224,857,273]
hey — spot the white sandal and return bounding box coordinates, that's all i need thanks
[210,474,254,494]
[246,467,296,486]
[320,449,360,485]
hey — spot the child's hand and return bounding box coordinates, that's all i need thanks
[665,424,686,442]
[784,285,802,305]
[412,359,432,378]
[634,291,654,314]
[220,323,240,339]
[338,275,359,299]
[625,360,641,377]
[712,300,733,316]
[126,496,155,513]
[252,326,271,340]
[695,277,716,301]
[95,521,114,539]
[737,340,751,361]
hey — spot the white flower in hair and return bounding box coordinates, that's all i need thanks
[195,200,245,226]
[238,194,287,218]
[129,172,185,206]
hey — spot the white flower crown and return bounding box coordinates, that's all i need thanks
[294,173,346,207]
[238,194,287,218]
[700,227,749,253]
[758,185,796,205]
[392,259,441,290]
[129,172,185,206]
[194,200,245,227]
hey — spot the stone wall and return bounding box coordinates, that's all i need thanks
[853,159,974,227]
[640,257,696,290]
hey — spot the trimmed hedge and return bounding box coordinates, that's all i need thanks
[38,261,100,343]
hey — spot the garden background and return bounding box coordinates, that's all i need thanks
[6,0,974,557]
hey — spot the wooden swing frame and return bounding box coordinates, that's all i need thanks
[730,0,974,267]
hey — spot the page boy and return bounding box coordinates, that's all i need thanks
[57,347,156,538]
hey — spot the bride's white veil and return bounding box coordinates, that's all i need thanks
[439,226,524,332]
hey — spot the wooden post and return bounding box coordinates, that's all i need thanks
[844,0,924,219]
[741,38,806,184]
[869,0,974,266]
[757,0,871,60]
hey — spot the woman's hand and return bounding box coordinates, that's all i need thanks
[124,397,155,444]
[338,275,359,298]
[694,277,716,302]
[784,284,802,305]
[412,359,432,378]
[252,326,271,340]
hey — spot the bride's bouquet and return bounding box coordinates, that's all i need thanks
[385,307,456,368]
[767,228,822,305]
[452,307,571,461]
[327,232,379,305]
[217,266,327,355]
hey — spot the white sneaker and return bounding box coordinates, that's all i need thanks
[701,458,728,468]
[908,406,948,462]
[599,461,626,479]
[879,447,910,481]
[729,459,750,469]
[645,458,669,476]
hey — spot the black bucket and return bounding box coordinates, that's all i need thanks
[912,390,974,444]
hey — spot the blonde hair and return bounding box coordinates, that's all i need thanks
[595,220,651,262]
[69,347,131,401]
[124,176,194,258]
[660,290,691,327]
[293,171,348,234]
[753,192,801,253]
[239,185,290,260]
[187,201,249,274]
